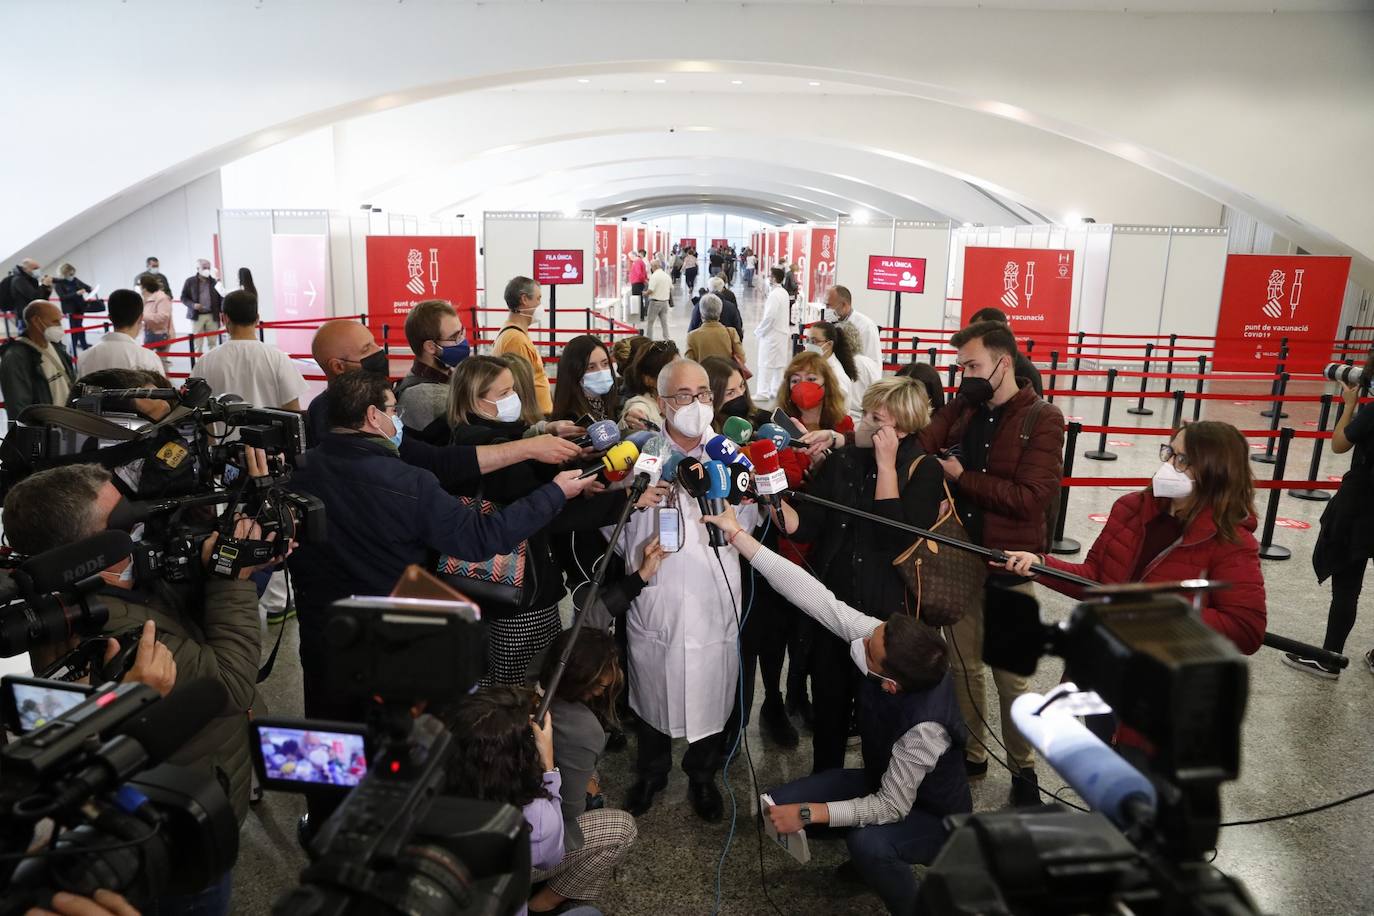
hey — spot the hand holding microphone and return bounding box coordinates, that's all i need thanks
[574,419,621,451]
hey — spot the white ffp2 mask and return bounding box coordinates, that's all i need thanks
[1151,461,1194,499]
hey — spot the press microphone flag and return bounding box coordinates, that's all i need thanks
[722,416,753,446]
[577,441,639,479]
[745,440,788,503]
[705,434,752,470]
[756,423,792,451]
[577,420,621,451]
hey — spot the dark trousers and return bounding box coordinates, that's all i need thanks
[147,869,232,916]
[631,281,646,299]
[769,769,948,916]
[741,561,791,716]
[809,627,858,773]
[684,268,698,290]
[1324,557,1369,653]
[66,313,86,349]
[635,696,742,784]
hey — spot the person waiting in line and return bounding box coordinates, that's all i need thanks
[754,267,794,402]
[395,298,470,444]
[769,378,945,774]
[612,334,648,377]
[527,623,648,913]
[685,293,746,368]
[896,360,946,412]
[53,262,93,351]
[180,258,223,353]
[643,259,672,341]
[492,276,554,415]
[138,272,175,372]
[627,249,649,304]
[967,306,1043,396]
[1286,358,1374,679]
[188,290,308,411]
[0,299,75,419]
[704,503,972,916]
[688,276,743,340]
[919,319,1062,806]
[619,338,678,400]
[76,288,166,378]
[551,334,621,425]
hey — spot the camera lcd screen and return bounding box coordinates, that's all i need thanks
[5,679,93,734]
[256,724,368,788]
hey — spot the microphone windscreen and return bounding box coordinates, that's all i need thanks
[21,530,134,593]
[660,453,686,484]
[624,430,657,450]
[675,457,709,497]
[704,460,731,500]
[722,416,753,446]
[725,464,754,505]
[586,420,621,450]
[116,678,228,763]
[756,423,792,451]
[603,441,639,473]
[746,440,782,475]
[704,435,752,470]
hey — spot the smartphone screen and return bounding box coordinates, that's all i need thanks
[657,508,682,553]
[253,720,369,791]
[2,676,93,735]
[770,409,805,441]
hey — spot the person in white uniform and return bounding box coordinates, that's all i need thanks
[612,358,759,823]
[754,267,793,401]
[828,285,883,368]
[76,289,166,379]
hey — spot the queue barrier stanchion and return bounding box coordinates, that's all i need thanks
[1252,372,1289,466]
[1046,351,1059,404]
[1025,339,1035,357]
[258,325,265,342]
[1261,357,1289,420]
[1291,393,1334,503]
[1127,343,1155,416]
[1083,368,1119,461]
[1070,331,1085,392]
[1257,427,1295,561]
[946,362,957,390]
[1170,389,1185,429]
[382,325,391,357]
[1192,356,1206,422]
[912,336,920,360]
[1051,421,1082,555]
[1162,333,1178,397]
[927,346,937,366]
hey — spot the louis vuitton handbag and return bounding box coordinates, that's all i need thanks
[892,456,987,626]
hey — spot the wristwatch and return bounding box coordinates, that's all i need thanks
[799,804,813,826]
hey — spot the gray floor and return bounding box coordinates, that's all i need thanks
[233,280,1374,915]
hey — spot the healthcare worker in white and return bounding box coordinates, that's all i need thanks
[754,266,794,402]
[611,358,760,823]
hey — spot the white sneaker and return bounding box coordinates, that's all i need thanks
[1282,653,1340,680]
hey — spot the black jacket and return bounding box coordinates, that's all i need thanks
[53,277,92,315]
[179,275,222,321]
[790,435,943,619]
[688,295,744,340]
[0,337,75,418]
[4,266,51,315]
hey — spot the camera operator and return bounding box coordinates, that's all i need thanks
[3,455,282,915]
[306,319,582,488]
[703,504,971,916]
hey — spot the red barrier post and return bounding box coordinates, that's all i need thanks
[1257,428,1294,561]
[1252,373,1290,466]
[1127,342,1155,416]
[1084,368,1120,461]
[1291,393,1334,503]
[1046,351,1059,404]
[1051,421,1083,555]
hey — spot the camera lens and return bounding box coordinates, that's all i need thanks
[1324,362,1361,386]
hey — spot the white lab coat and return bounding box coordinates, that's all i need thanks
[840,310,883,368]
[755,285,793,371]
[843,354,884,420]
[605,432,760,742]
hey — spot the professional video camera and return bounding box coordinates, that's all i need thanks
[255,585,530,915]
[0,678,239,914]
[916,582,1263,915]
[0,378,324,584]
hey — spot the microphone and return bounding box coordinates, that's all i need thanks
[756,423,793,451]
[722,416,753,446]
[19,530,135,594]
[577,441,639,479]
[746,440,789,505]
[1010,692,1157,830]
[724,463,754,505]
[48,678,228,812]
[575,420,621,451]
[628,435,670,500]
[704,434,752,470]
[702,460,732,547]
[623,429,657,450]
[660,452,686,484]
[177,378,214,410]
[675,457,722,545]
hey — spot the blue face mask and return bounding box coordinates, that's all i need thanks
[382,411,404,449]
[438,340,470,367]
[583,368,614,396]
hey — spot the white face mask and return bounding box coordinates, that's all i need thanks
[849,636,898,690]
[804,342,825,356]
[484,392,523,423]
[43,324,64,344]
[667,400,713,439]
[522,303,544,327]
[1152,460,1194,499]
[198,268,211,278]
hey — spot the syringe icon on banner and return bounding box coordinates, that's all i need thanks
[1024,262,1035,310]
[429,248,440,295]
[405,249,425,296]
[1289,268,1304,319]
[1262,269,1285,319]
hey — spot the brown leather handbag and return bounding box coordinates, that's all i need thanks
[892,456,987,626]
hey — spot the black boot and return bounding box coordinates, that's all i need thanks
[688,779,724,822]
[786,691,814,729]
[625,775,668,817]
[760,695,799,748]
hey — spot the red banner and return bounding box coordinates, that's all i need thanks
[961,247,1074,340]
[364,236,477,342]
[679,237,697,252]
[710,238,728,250]
[271,234,329,358]
[810,228,836,304]
[1213,254,1351,372]
[792,228,811,302]
[777,231,791,267]
[534,249,584,285]
[594,224,617,300]
[867,256,926,293]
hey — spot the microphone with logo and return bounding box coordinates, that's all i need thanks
[722,415,753,447]
[574,420,621,451]
[745,439,789,507]
[659,452,687,485]
[0,530,135,658]
[700,460,733,547]
[673,457,726,546]
[574,441,639,481]
[627,435,671,502]
[755,423,793,452]
[704,434,752,471]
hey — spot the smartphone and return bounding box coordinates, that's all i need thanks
[574,413,596,430]
[2,675,94,735]
[250,717,371,794]
[657,507,682,553]
[770,409,805,442]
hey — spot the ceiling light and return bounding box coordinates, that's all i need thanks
[731,80,744,85]
[577,78,590,84]
[808,81,821,87]
[653,79,667,84]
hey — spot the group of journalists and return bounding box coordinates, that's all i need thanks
[3,268,1372,916]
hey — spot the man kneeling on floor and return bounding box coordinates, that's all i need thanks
[704,504,972,916]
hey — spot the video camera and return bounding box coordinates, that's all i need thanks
[916,581,1262,915]
[254,590,530,915]
[0,678,239,914]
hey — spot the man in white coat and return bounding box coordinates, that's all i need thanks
[827,284,883,368]
[754,267,793,402]
[612,357,759,823]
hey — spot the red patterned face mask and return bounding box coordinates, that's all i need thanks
[790,381,825,410]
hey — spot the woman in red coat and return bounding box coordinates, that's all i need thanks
[1000,420,1267,655]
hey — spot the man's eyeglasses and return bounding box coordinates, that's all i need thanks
[1159,444,1190,469]
[666,391,714,406]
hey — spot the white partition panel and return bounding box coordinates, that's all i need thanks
[834,220,895,326]
[1159,228,1229,338]
[1102,227,1171,342]
[891,221,953,332]
[482,213,541,338]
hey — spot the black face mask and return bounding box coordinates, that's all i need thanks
[359,350,389,375]
[959,357,1006,406]
[720,394,751,419]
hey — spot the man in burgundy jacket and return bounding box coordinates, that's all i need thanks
[919,320,1065,807]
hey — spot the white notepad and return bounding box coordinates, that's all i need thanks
[760,793,811,864]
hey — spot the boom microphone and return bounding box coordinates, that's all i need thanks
[576,420,621,451]
[577,441,639,479]
[19,530,135,594]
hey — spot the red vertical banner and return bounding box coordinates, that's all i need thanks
[364,236,478,347]
[271,234,329,358]
[1213,255,1351,372]
[961,247,1074,341]
[791,227,811,302]
[635,227,646,253]
[594,224,618,300]
[778,231,791,268]
[810,228,836,304]
[619,225,635,286]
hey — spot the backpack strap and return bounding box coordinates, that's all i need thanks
[1020,397,1048,444]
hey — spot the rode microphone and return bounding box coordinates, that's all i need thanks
[704,434,752,470]
[1010,691,1157,830]
[576,420,621,451]
[756,423,792,451]
[18,530,134,594]
[746,440,789,505]
[577,441,639,479]
[722,415,753,446]
[660,452,686,484]
[702,460,732,547]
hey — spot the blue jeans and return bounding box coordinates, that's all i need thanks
[148,870,232,916]
[769,770,948,916]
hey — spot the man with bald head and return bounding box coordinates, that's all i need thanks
[305,319,581,486]
[4,258,52,323]
[0,300,75,419]
[180,258,223,353]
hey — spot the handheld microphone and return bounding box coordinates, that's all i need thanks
[577,441,639,479]
[702,460,732,547]
[756,423,792,451]
[675,457,723,545]
[1010,692,1157,830]
[177,377,214,410]
[722,415,753,446]
[576,420,621,451]
[724,463,754,505]
[18,530,134,594]
[746,440,789,505]
[623,429,657,450]
[704,434,752,470]
[628,435,669,500]
[660,452,686,484]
